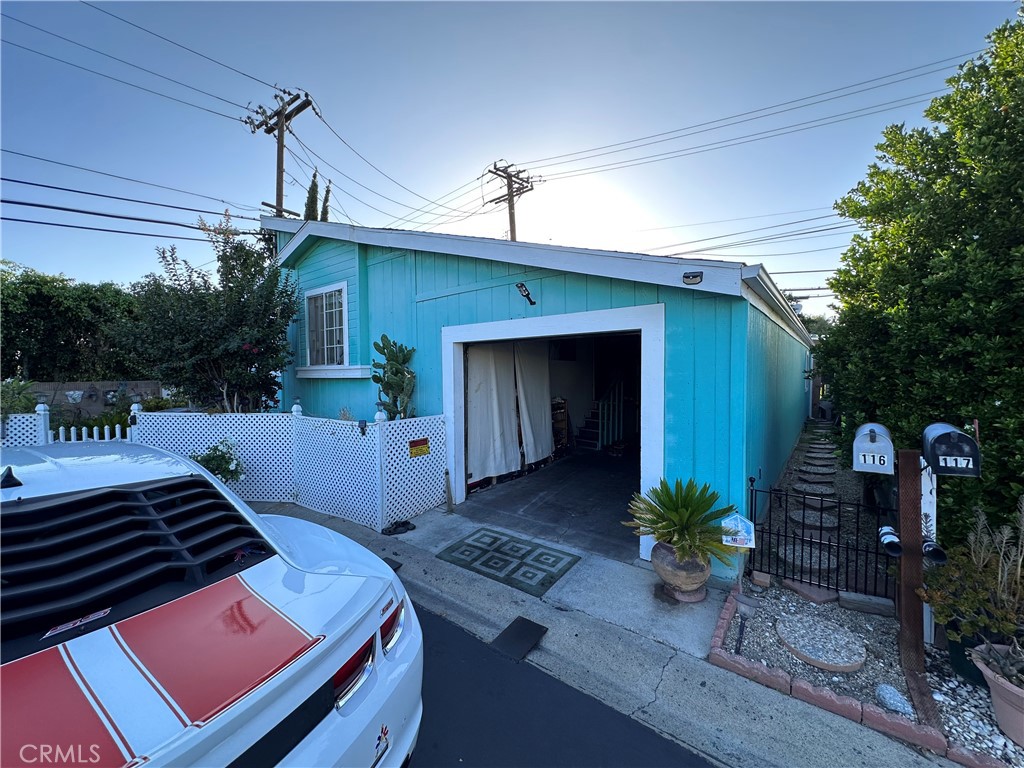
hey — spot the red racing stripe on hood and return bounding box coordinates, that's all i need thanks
[115,575,318,723]
[1,646,128,767]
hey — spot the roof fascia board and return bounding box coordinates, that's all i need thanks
[262,218,743,297]
[740,265,813,347]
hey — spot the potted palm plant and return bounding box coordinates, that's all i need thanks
[971,638,1024,747]
[624,478,740,603]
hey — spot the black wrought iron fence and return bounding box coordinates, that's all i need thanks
[748,486,897,598]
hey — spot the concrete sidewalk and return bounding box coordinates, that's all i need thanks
[250,501,949,768]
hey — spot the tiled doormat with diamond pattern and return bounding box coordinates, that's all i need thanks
[436,528,580,597]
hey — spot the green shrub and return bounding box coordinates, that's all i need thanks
[190,439,245,483]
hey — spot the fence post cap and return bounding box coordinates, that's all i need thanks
[291,403,303,416]
[34,403,49,414]
[130,403,143,414]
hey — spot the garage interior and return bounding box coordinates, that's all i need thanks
[458,333,642,563]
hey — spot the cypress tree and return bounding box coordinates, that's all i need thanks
[320,181,331,222]
[303,170,319,220]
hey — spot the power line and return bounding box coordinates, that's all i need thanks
[1,178,260,220]
[283,148,361,225]
[1,198,215,231]
[698,244,848,258]
[648,214,840,251]
[660,225,860,258]
[306,98,467,215]
[288,129,491,227]
[79,0,282,92]
[289,128,473,223]
[1,12,253,111]
[1,39,245,122]
[1,150,263,211]
[532,66,959,173]
[542,92,942,181]
[772,269,838,275]
[522,49,980,167]
[383,176,485,228]
[638,207,833,232]
[1,216,211,242]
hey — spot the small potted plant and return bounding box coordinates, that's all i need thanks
[624,478,739,603]
[970,638,1024,747]
[917,501,1023,685]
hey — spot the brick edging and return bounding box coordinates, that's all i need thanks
[706,586,998,765]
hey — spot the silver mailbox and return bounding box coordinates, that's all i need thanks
[853,422,894,475]
[922,422,981,477]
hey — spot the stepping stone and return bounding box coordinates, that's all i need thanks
[805,448,836,455]
[787,507,839,529]
[799,474,834,484]
[776,540,839,574]
[796,496,838,512]
[799,465,836,475]
[808,441,837,450]
[776,615,866,672]
[792,482,835,496]
[782,579,839,604]
[802,458,837,468]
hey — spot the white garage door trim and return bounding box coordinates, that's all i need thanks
[441,303,665,560]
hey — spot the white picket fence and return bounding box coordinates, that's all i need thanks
[1,404,447,532]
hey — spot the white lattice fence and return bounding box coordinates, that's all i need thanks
[380,416,447,527]
[1,413,47,448]
[294,416,383,529]
[135,412,294,502]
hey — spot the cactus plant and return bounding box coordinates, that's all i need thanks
[371,334,415,421]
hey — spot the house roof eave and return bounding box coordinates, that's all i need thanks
[740,265,813,347]
[261,217,746,297]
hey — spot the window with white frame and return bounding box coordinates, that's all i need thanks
[306,282,347,366]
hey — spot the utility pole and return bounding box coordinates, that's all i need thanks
[486,163,536,241]
[246,92,313,217]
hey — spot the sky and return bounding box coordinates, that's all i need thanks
[1,1,1017,318]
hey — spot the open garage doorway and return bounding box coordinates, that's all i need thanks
[441,306,665,563]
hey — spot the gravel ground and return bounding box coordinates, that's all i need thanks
[725,425,1024,766]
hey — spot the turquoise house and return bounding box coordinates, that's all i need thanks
[263,217,811,575]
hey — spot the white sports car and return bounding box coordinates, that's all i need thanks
[0,441,423,767]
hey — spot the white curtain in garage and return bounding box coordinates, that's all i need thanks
[465,343,520,482]
[514,340,553,464]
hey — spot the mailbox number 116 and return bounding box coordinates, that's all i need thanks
[859,453,887,466]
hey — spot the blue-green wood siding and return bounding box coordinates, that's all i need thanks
[745,306,809,520]
[282,236,807,577]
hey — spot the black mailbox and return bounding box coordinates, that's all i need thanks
[922,422,981,478]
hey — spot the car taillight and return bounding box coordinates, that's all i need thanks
[380,599,405,654]
[333,636,374,709]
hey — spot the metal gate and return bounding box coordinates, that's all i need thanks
[749,486,897,598]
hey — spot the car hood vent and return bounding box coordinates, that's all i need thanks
[1,475,275,663]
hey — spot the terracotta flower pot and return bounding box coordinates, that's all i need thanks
[973,645,1024,748]
[650,541,711,603]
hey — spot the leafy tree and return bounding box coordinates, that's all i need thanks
[800,313,833,337]
[304,170,319,221]
[131,219,299,412]
[815,15,1024,542]
[0,260,144,381]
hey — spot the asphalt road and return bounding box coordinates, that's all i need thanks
[411,606,715,768]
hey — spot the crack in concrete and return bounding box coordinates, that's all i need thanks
[630,648,678,717]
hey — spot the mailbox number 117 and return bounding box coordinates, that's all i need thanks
[939,455,974,469]
[859,453,887,466]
